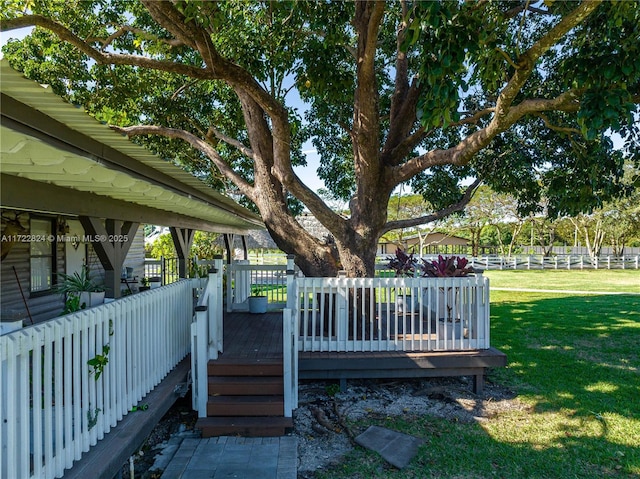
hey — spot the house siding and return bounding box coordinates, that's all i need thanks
[1,211,65,324]
[2,212,146,324]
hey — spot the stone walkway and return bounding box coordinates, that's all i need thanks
[159,436,297,479]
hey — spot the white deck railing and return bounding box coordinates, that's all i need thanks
[225,255,295,312]
[0,280,194,479]
[191,259,224,418]
[291,274,490,353]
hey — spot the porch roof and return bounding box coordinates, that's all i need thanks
[0,61,263,234]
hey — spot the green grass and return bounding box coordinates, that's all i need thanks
[315,271,640,479]
[484,269,640,293]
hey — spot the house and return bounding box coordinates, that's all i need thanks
[1,60,263,324]
[378,232,471,256]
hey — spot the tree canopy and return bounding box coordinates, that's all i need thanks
[2,0,638,276]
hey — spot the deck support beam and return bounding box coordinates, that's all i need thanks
[224,233,248,263]
[170,227,195,278]
[79,216,138,298]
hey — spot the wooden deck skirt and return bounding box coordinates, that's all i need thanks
[298,348,506,394]
[223,312,506,395]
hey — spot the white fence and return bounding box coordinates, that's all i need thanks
[289,274,490,354]
[191,260,224,418]
[0,280,194,479]
[466,255,639,270]
[225,256,295,312]
[387,255,639,270]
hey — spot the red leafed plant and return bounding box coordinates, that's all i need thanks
[421,255,474,277]
[387,249,474,277]
[386,248,419,277]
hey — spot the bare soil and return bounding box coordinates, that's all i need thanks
[294,376,522,477]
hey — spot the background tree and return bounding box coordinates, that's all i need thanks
[2,1,638,277]
[146,231,222,260]
[384,193,436,244]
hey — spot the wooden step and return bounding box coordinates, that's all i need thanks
[196,416,293,438]
[208,360,283,377]
[209,376,284,396]
[207,395,284,416]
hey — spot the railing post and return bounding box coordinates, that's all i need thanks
[283,308,293,418]
[207,270,219,360]
[214,256,224,354]
[194,305,208,418]
[286,268,296,310]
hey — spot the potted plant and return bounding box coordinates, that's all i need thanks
[56,266,106,311]
[248,284,268,314]
[387,249,477,316]
[139,277,151,292]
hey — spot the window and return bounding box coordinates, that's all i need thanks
[30,217,55,293]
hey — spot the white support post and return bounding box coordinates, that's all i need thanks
[283,309,293,418]
[194,305,208,417]
[214,256,224,354]
[286,268,296,310]
[207,271,219,360]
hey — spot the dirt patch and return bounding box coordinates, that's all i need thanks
[294,376,523,478]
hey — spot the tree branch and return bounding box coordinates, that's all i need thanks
[206,127,255,160]
[0,15,212,79]
[496,1,602,117]
[495,47,519,70]
[111,124,254,198]
[86,25,185,51]
[393,87,584,185]
[381,178,482,234]
[390,2,602,186]
[534,113,582,135]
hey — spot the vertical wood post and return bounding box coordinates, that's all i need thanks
[79,217,138,298]
[169,227,195,278]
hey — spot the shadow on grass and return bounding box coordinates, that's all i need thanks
[316,293,640,479]
[490,293,639,417]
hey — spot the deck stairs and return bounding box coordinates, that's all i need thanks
[195,358,293,437]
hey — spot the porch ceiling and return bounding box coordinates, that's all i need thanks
[0,61,263,234]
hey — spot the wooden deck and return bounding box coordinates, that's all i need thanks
[220,312,506,394]
[219,311,284,362]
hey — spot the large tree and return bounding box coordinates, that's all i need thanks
[2,1,638,277]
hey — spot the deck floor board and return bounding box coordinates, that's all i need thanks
[219,312,284,362]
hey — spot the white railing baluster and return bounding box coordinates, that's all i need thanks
[1,280,193,479]
[294,274,493,355]
[32,327,43,476]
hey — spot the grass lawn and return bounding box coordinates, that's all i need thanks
[484,269,640,293]
[316,271,640,478]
